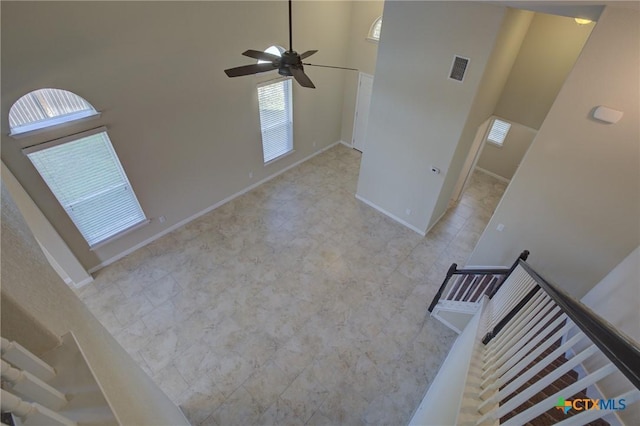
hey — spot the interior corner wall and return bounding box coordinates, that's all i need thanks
[356,1,505,233]
[1,1,352,272]
[339,0,384,145]
[1,183,189,425]
[428,7,534,230]
[468,6,640,299]
[493,12,595,130]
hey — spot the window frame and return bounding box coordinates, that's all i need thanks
[23,126,149,249]
[257,77,294,165]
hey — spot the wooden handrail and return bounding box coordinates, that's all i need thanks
[518,260,640,390]
[427,250,529,313]
[428,263,458,313]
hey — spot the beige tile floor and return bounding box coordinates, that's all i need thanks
[77,145,507,425]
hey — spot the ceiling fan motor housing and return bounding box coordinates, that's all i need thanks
[278,50,303,76]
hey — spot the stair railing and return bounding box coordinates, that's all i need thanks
[471,258,640,426]
[0,337,77,426]
[428,250,529,313]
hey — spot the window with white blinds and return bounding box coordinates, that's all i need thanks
[257,78,293,163]
[487,118,511,147]
[24,128,147,248]
[9,88,98,136]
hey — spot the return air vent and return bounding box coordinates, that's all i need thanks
[449,56,470,82]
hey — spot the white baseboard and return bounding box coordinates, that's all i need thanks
[72,275,95,288]
[338,140,353,149]
[88,141,341,273]
[475,167,511,184]
[355,194,426,236]
[424,209,447,236]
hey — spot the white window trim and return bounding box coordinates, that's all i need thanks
[257,77,294,164]
[10,110,101,139]
[23,126,106,154]
[23,126,149,249]
[264,149,296,167]
[88,218,150,250]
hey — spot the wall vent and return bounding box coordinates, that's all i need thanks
[449,56,470,82]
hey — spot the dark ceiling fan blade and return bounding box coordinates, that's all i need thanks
[224,63,277,77]
[242,49,281,62]
[290,67,316,88]
[303,63,359,72]
[299,50,318,60]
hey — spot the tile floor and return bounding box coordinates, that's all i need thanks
[76,145,507,425]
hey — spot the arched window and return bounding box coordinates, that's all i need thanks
[257,45,286,64]
[12,89,147,248]
[9,88,99,136]
[368,16,383,42]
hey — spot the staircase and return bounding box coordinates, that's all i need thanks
[499,339,609,426]
[411,252,640,426]
[428,251,528,333]
[1,333,119,426]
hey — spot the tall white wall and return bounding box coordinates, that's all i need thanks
[340,1,384,146]
[428,7,534,229]
[1,183,190,425]
[581,246,640,344]
[356,1,506,233]
[580,246,640,425]
[494,12,595,129]
[469,6,640,298]
[0,1,351,271]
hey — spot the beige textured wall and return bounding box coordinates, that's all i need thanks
[494,13,595,129]
[357,1,505,233]
[1,1,351,271]
[1,183,190,425]
[476,119,537,180]
[340,1,384,145]
[428,7,533,229]
[469,6,640,299]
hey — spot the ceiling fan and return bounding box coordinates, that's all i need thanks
[224,0,357,88]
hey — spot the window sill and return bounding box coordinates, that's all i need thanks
[89,218,150,251]
[264,149,295,166]
[9,111,101,139]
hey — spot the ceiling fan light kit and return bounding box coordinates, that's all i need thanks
[224,0,357,88]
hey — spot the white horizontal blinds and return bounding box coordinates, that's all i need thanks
[26,130,146,247]
[487,118,511,146]
[9,89,94,131]
[258,79,293,163]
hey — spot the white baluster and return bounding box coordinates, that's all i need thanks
[0,389,76,426]
[482,292,551,363]
[498,363,618,426]
[1,337,56,382]
[480,323,580,394]
[483,306,564,374]
[479,334,592,410]
[1,360,67,410]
